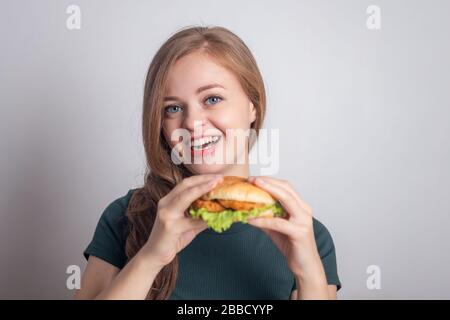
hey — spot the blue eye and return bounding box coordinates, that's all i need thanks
[205,96,222,105]
[164,105,183,114]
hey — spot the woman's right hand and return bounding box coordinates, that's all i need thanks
[142,174,223,268]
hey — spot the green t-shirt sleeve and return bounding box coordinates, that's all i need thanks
[83,190,134,269]
[292,218,342,292]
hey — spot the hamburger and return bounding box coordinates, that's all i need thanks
[189,176,285,233]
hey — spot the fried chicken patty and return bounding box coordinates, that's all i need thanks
[191,199,225,212]
[191,198,266,212]
[217,199,266,211]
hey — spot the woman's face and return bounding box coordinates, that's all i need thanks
[162,50,256,176]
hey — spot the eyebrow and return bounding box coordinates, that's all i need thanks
[163,83,225,102]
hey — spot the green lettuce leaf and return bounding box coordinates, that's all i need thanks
[189,202,285,233]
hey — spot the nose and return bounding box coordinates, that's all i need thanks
[181,104,207,132]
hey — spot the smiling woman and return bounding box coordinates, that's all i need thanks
[76,25,341,300]
[161,48,258,173]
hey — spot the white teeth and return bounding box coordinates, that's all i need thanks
[191,135,220,150]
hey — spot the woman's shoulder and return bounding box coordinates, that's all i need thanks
[83,189,138,268]
[92,188,141,246]
[100,189,137,222]
[312,217,337,253]
[311,217,341,290]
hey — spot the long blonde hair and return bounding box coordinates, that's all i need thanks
[125,25,267,299]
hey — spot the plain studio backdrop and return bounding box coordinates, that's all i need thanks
[1,0,449,299]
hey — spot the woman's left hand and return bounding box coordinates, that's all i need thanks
[246,176,324,278]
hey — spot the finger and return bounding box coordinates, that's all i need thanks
[248,177,305,220]
[258,227,285,246]
[248,217,298,239]
[172,174,223,194]
[249,176,312,215]
[178,226,207,251]
[173,216,208,234]
[170,176,224,213]
[248,176,297,199]
[192,221,209,234]
[162,174,223,207]
[262,228,289,254]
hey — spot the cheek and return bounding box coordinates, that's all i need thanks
[211,103,252,131]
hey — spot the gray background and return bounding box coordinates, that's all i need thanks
[1,0,449,299]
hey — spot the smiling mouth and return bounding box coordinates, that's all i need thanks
[191,135,221,151]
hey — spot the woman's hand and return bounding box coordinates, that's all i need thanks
[143,174,223,268]
[246,176,328,291]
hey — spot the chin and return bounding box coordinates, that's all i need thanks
[186,163,229,175]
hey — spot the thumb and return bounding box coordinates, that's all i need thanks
[179,225,207,250]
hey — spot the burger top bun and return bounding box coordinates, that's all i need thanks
[201,176,276,205]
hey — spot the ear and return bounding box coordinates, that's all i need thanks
[249,101,256,124]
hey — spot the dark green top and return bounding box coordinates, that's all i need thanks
[84,189,341,299]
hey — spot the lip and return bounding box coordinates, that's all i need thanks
[190,135,221,142]
[190,135,222,157]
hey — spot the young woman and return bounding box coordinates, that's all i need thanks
[75,26,341,300]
